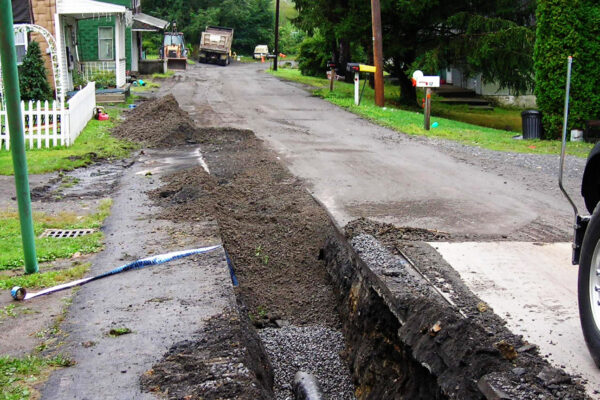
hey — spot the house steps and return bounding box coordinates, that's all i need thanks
[434,84,491,107]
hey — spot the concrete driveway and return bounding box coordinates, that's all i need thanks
[161,62,599,395]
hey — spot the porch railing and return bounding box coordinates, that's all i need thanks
[81,61,116,81]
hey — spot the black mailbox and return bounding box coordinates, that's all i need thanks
[346,63,360,73]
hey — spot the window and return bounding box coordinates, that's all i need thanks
[98,27,114,60]
[15,30,27,64]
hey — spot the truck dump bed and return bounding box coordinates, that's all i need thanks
[200,26,234,54]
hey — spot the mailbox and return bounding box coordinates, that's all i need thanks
[359,64,376,73]
[412,70,440,88]
[347,63,360,73]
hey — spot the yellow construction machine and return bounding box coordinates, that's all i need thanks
[162,23,187,70]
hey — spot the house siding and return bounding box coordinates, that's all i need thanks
[77,0,133,71]
[30,0,57,89]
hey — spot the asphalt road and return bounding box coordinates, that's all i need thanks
[162,62,581,240]
[160,62,599,395]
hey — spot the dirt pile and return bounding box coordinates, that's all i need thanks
[141,309,274,400]
[112,95,198,147]
[150,128,340,328]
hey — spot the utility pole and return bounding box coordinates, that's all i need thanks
[371,0,384,107]
[273,0,280,71]
[0,0,39,274]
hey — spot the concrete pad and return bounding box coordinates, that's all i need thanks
[432,241,600,395]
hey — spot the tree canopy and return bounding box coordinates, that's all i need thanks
[141,0,275,54]
[294,0,536,105]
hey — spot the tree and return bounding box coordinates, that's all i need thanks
[294,0,536,105]
[294,0,370,82]
[297,30,330,76]
[18,41,53,102]
[534,0,600,139]
[142,0,275,54]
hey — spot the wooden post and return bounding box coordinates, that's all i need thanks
[424,88,431,130]
[371,0,384,107]
[273,0,280,71]
[330,66,335,92]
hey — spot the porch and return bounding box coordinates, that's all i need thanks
[56,0,131,90]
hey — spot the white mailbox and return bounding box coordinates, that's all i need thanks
[412,70,440,88]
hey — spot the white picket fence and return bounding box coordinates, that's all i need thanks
[66,82,96,144]
[0,82,96,150]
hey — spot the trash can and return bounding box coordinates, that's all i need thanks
[521,110,542,139]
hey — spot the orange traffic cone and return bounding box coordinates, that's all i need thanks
[261,55,265,63]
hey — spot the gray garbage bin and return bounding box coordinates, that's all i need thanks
[521,110,542,139]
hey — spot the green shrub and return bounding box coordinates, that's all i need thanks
[534,0,600,139]
[88,71,116,89]
[72,69,88,89]
[18,41,53,102]
[297,30,330,77]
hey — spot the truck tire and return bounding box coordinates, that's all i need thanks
[578,203,600,368]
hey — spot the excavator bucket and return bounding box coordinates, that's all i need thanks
[167,58,187,70]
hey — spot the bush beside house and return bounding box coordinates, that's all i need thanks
[18,41,53,102]
[534,0,600,139]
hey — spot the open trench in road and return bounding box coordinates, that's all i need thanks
[114,96,589,399]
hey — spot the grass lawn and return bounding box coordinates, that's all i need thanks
[0,107,136,176]
[236,55,258,63]
[152,70,175,79]
[131,79,160,93]
[268,69,593,158]
[0,199,111,271]
[0,263,90,290]
[0,355,73,400]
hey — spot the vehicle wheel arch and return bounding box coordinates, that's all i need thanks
[581,142,600,214]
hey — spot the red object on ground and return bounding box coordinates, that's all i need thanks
[279,53,287,58]
[98,113,110,121]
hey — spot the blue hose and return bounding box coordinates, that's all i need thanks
[11,245,222,301]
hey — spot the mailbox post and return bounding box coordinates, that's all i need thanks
[412,70,440,130]
[328,61,336,92]
[347,63,377,106]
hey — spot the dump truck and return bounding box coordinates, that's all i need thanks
[163,27,187,70]
[199,26,234,66]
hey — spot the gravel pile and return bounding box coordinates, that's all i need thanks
[259,326,356,400]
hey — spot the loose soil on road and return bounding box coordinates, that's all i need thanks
[116,94,351,398]
[113,93,589,399]
[117,94,340,327]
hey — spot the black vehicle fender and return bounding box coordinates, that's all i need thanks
[581,142,600,214]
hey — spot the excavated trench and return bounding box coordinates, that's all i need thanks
[116,96,588,399]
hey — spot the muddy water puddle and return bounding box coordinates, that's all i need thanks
[31,159,133,201]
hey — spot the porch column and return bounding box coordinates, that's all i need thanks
[114,14,125,87]
[53,13,67,103]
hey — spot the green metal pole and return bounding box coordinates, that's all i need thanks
[0,0,39,274]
